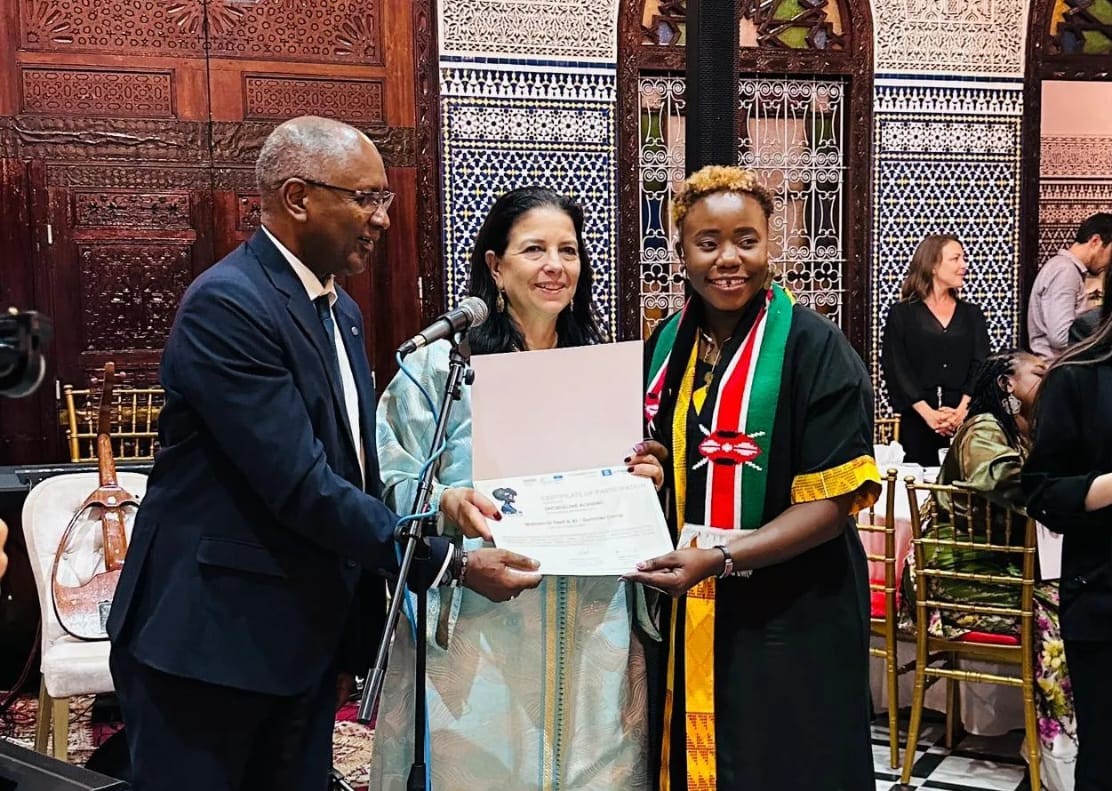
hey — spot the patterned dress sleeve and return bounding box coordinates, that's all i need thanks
[952,416,1026,514]
[789,312,882,513]
[375,342,474,526]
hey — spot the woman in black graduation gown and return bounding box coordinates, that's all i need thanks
[1023,323,1112,791]
[626,165,880,791]
[881,234,990,466]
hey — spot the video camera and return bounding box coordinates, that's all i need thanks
[0,308,51,399]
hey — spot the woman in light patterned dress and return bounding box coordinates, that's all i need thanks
[369,187,662,791]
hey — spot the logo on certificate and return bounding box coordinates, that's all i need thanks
[492,487,521,516]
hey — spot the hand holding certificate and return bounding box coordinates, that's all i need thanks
[473,467,673,576]
[470,341,674,575]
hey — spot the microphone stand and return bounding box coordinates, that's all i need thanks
[358,330,474,791]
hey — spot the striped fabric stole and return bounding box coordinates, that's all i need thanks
[646,285,793,790]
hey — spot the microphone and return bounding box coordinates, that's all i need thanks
[398,296,489,356]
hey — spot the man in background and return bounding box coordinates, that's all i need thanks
[1028,212,1112,358]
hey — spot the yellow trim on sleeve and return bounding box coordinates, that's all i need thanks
[790,454,881,514]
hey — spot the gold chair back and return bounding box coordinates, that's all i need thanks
[61,381,164,462]
[899,477,1039,786]
[857,467,901,767]
[875,415,901,445]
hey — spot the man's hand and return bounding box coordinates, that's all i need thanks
[463,548,542,602]
[626,440,668,490]
[440,487,499,541]
[335,671,356,711]
[0,519,7,579]
[621,547,724,597]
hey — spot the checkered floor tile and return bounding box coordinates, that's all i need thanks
[872,713,1031,790]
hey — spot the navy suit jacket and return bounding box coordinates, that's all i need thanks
[107,230,449,696]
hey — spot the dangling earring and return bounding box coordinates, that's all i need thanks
[496,290,506,313]
[1002,391,1021,415]
[763,265,775,290]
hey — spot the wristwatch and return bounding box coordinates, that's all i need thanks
[714,544,734,578]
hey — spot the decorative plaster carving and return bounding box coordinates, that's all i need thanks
[439,0,618,61]
[872,0,1030,77]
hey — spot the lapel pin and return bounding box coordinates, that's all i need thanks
[351,326,359,336]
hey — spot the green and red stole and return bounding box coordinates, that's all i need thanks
[644,284,794,790]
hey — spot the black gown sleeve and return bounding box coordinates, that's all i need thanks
[962,302,991,396]
[881,302,921,413]
[789,313,881,513]
[1023,364,1102,533]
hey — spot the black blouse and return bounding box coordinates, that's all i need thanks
[881,299,990,412]
[1023,361,1112,641]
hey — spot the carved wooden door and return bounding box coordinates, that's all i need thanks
[0,0,424,463]
[204,0,423,387]
[1,1,214,461]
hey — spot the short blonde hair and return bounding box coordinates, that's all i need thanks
[671,165,775,228]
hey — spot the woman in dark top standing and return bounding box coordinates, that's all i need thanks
[1024,324,1112,791]
[882,234,990,466]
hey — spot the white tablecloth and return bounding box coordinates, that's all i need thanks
[869,639,1025,735]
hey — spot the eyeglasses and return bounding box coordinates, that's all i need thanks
[297,178,395,214]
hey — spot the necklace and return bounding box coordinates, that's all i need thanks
[698,329,730,386]
[511,331,559,352]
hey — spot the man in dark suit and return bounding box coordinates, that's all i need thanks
[107,116,542,791]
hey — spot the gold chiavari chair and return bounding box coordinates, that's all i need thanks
[875,415,901,446]
[858,467,903,767]
[899,477,1040,788]
[61,379,164,462]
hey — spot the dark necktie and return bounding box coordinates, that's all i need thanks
[314,295,342,382]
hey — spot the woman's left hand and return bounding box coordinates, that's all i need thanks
[440,487,500,540]
[622,547,723,597]
[626,440,668,491]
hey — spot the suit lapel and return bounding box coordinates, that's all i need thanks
[335,296,380,491]
[248,231,361,477]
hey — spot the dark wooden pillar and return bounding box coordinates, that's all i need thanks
[684,0,739,174]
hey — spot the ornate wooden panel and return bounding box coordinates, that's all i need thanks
[73,191,192,229]
[21,67,175,117]
[205,0,383,65]
[77,243,193,348]
[1,0,211,462]
[19,0,207,57]
[0,0,426,464]
[242,75,385,124]
[206,0,418,381]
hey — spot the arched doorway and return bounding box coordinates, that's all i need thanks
[1021,0,1112,322]
[615,0,874,351]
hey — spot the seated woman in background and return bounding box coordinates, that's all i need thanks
[904,349,1077,787]
[369,187,662,790]
[882,234,990,466]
